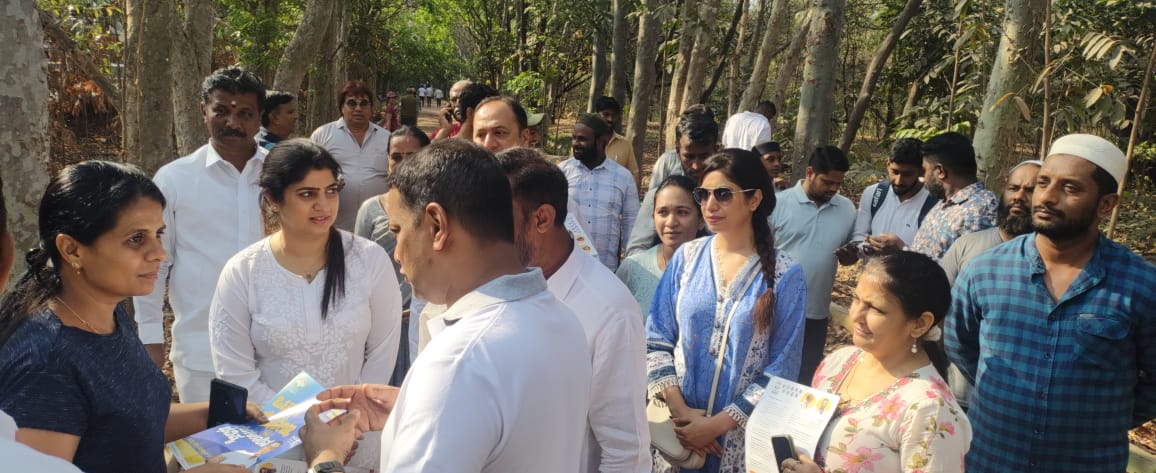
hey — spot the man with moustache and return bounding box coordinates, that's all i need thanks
[772,146,856,384]
[946,134,1156,473]
[432,80,472,140]
[909,132,999,259]
[844,138,938,262]
[133,67,268,402]
[496,148,649,473]
[594,96,640,188]
[311,81,392,230]
[626,105,718,256]
[560,114,639,271]
[940,159,1042,283]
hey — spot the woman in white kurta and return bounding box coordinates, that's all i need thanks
[209,139,402,468]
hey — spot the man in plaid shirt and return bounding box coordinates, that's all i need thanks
[946,134,1156,473]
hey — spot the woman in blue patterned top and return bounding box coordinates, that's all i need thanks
[0,161,262,473]
[646,149,807,473]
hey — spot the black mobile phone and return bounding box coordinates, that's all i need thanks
[771,435,798,466]
[207,378,248,427]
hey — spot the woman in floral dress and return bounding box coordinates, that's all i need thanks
[781,251,971,473]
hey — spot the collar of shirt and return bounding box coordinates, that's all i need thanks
[786,179,845,209]
[432,268,549,326]
[336,117,387,135]
[203,141,266,170]
[545,241,586,299]
[569,157,610,171]
[946,181,988,207]
[1024,233,1108,299]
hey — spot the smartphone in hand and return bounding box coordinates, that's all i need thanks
[207,378,248,427]
[772,435,798,466]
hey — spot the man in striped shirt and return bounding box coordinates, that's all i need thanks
[946,134,1156,473]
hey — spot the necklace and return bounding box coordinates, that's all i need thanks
[276,236,326,283]
[53,297,99,333]
[658,248,669,269]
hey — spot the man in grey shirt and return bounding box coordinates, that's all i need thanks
[940,159,1042,282]
[625,105,718,256]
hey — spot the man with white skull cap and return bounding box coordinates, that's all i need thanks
[945,133,1156,473]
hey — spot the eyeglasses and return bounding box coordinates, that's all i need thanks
[344,99,371,108]
[692,186,756,205]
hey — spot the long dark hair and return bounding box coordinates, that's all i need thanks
[862,251,952,378]
[0,161,165,344]
[700,148,777,333]
[261,139,348,318]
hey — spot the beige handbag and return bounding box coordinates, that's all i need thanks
[647,272,758,468]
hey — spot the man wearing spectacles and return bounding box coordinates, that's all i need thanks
[770,146,856,385]
[310,80,392,230]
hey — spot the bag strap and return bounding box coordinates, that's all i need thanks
[705,270,761,414]
[869,180,890,218]
[917,194,940,226]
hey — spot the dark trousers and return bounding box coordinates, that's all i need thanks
[798,317,829,386]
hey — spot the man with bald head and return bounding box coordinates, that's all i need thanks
[559,114,639,271]
[432,79,473,140]
[946,134,1156,473]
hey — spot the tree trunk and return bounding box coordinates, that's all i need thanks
[38,8,122,109]
[272,0,337,94]
[131,0,177,174]
[739,0,792,111]
[837,0,922,152]
[627,0,662,162]
[123,0,143,165]
[770,15,809,108]
[663,0,700,149]
[305,0,347,133]
[0,0,52,285]
[701,0,746,105]
[608,0,631,105]
[681,0,724,110]
[791,0,845,177]
[972,0,1047,187]
[588,29,610,112]
[728,4,750,117]
[171,0,216,156]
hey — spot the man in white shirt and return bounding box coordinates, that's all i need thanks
[133,67,268,402]
[721,100,776,149]
[416,86,425,109]
[497,148,650,473]
[301,139,591,472]
[845,138,938,262]
[560,114,640,271]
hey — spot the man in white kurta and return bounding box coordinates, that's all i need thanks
[497,147,650,472]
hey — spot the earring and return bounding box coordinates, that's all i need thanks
[72,263,81,275]
[910,339,918,354]
[271,206,280,212]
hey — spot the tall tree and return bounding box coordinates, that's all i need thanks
[837,0,923,152]
[608,0,631,104]
[1,0,51,284]
[680,0,724,110]
[770,13,809,108]
[272,0,338,93]
[972,0,1048,186]
[588,29,610,111]
[171,0,216,156]
[627,0,662,161]
[125,0,176,174]
[791,0,845,176]
[739,0,792,111]
[305,0,348,132]
[663,0,701,149]
[701,0,747,105]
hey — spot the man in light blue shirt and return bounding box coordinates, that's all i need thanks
[771,146,856,384]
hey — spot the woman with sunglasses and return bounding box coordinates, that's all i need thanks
[209,139,402,469]
[310,80,392,230]
[647,149,807,473]
[0,161,260,473]
[616,174,705,315]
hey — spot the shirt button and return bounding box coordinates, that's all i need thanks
[1043,353,1051,360]
[1034,429,1041,435]
[1037,391,1044,399]
[709,347,717,356]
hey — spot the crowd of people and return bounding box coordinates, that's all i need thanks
[0,64,1152,473]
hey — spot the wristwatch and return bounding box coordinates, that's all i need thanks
[308,461,345,473]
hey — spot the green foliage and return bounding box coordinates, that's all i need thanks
[38,0,123,76]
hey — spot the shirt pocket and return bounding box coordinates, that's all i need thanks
[1074,313,1131,369]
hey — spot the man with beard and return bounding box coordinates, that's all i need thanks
[594,96,640,188]
[844,138,938,263]
[909,132,998,259]
[560,114,639,270]
[496,148,649,473]
[133,67,268,402]
[771,146,856,384]
[625,105,718,256]
[945,134,1156,473]
[940,159,1041,283]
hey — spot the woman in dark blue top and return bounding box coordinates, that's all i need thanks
[0,161,262,473]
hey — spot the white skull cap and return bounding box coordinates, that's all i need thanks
[1045,134,1126,186]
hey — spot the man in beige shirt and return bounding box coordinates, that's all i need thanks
[595,96,640,189]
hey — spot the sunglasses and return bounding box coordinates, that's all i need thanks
[344,99,372,108]
[692,186,756,205]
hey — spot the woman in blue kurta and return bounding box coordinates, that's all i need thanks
[646,149,807,473]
